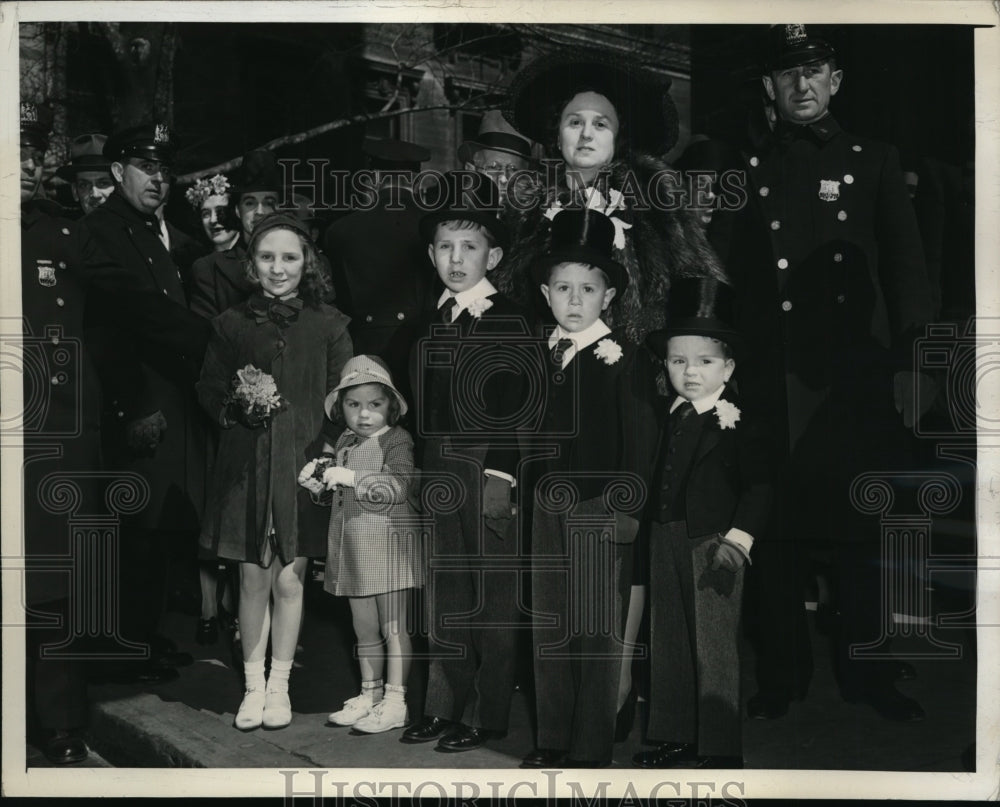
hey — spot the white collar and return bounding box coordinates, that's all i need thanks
[669,384,726,415]
[548,319,612,353]
[438,276,497,312]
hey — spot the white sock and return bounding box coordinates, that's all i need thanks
[244,659,266,693]
[267,657,293,694]
[383,683,406,703]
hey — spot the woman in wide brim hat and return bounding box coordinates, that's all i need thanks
[499,47,730,752]
[496,48,727,344]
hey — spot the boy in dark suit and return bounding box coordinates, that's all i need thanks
[522,208,658,769]
[403,172,531,753]
[634,277,772,769]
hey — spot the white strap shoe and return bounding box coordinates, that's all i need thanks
[234,689,266,731]
[328,693,374,726]
[352,698,408,734]
[262,690,292,729]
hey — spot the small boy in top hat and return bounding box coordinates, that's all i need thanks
[633,277,772,770]
[402,171,532,753]
[522,207,658,769]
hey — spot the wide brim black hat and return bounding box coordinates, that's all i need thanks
[764,24,836,72]
[531,207,628,292]
[364,137,431,172]
[104,123,178,163]
[419,170,509,250]
[504,49,679,157]
[646,276,741,358]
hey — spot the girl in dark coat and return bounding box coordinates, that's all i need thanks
[196,213,353,731]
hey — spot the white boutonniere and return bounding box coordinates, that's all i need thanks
[466,297,494,319]
[594,338,623,366]
[715,400,741,430]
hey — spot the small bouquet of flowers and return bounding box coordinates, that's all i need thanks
[224,364,286,429]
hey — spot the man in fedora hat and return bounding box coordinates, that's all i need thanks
[82,121,211,681]
[56,133,115,216]
[709,24,934,724]
[458,109,534,188]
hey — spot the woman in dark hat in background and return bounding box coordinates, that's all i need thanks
[502,48,729,741]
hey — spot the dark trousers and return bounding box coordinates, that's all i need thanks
[117,526,171,652]
[26,598,89,734]
[647,522,744,757]
[531,500,633,762]
[423,440,521,731]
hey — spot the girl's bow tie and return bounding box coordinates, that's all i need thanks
[248,294,304,327]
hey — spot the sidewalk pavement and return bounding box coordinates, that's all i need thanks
[77,573,976,771]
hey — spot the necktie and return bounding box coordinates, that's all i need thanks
[673,400,696,422]
[551,337,573,367]
[157,218,170,251]
[439,296,458,323]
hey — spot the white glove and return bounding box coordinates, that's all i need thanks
[322,466,357,490]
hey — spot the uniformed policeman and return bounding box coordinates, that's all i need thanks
[82,122,211,675]
[709,25,934,723]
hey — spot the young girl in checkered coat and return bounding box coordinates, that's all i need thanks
[298,355,422,734]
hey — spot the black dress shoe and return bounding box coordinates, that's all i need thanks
[520,748,567,768]
[435,725,499,752]
[746,691,790,720]
[633,742,698,769]
[43,732,89,765]
[400,716,453,744]
[196,617,219,645]
[845,683,925,722]
[148,634,179,656]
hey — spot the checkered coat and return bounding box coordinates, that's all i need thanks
[324,425,423,597]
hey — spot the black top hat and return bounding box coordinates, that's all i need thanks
[104,122,178,163]
[363,137,431,172]
[531,208,628,292]
[647,277,741,358]
[504,49,678,157]
[765,24,836,72]
[419,170,510,249]
[232,149,283,201]
[457,110,533,165]
[56,133,112,181]
[20,102,54,152]
[673,136,736,175]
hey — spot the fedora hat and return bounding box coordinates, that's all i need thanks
[363,137,431,172]
[764,24,836,72]
[104,122,178,164]
[457,109,533,165]
[324,354,409,419]
[504,49,678,156]
[531,207,628,292]
[646,277,741,358]
[56,133,112,181]
[419,170,509,249]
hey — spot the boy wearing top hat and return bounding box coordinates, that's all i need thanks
[633,277,772,770]
[402,171,532,753]
[522,207,658,769]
